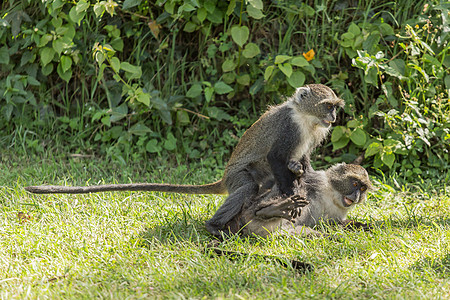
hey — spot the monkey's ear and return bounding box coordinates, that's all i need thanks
[293,86,311,103]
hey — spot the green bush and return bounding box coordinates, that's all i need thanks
[0,0,448,182]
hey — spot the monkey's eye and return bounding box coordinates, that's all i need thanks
[353,181,358,187]
[327,104,333,110]
[360,186,367,192]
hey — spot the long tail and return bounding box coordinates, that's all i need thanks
[24,180,227,195]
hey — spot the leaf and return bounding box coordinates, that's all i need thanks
[163,133,177,151]
[186,84,203,98]
[381,150,395,168]
[146,139,161,153]
[348,23,361,36]
[52,39,64,55]
[69,6,85,25]
[40,47,55,66]
[332,136,350,151]
[148,20,161,38]
[177,110,190,124]
[231,25,249,48]
[197,7,207,23]
[275,55,291,64]
[290,56,309,67]
[204,86,214,102]
[242,43,260,58]
[76,0,89,13]
[237,74,250,86]
[60,55,72,72]
[57,62,72,83]
[287,71,305,88]
[264,65,274,80]
[129,123,151,136]
[136,91,150,107]
[365,142,382,157]
[350,128,366,146]
[110,57,120,72]
[184,21,196,33]
[110,104,128,122]
[247,4,264,19]
[123,0,141,9]
[278,63,293,78]
[222,59,236,72]
[214,81,234,94]
[248,0,263,9]
[445,75,450,90]
[0,47,9,65]
[226,0,236,15]
[120,62,142,79]
[331,126,346,142]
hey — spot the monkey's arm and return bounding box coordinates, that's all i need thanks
[254,194,309,220]
[267,148,298,196]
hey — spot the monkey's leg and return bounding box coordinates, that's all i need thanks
[206,173,259,237]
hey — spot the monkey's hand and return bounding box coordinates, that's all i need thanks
[288,160,305,178]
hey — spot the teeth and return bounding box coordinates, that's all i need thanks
[344,197,353,205]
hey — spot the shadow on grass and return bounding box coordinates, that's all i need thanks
[410,254,450,277]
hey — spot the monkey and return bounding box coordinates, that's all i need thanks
[25,84,344,237]
[221,163,374,238]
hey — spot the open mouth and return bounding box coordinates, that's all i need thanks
[343,196,354,207]
[321,120,332,127]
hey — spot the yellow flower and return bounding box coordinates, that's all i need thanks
[303,49,315,61]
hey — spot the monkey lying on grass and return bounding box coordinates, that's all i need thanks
[25,84,344,238]
[222,163,375,238]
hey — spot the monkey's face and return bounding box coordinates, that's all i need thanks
[317,101,339,128]
[328,164,373,208]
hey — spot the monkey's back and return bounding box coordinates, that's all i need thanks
[223,103,296,187]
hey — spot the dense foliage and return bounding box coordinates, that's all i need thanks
[0,0,448,182]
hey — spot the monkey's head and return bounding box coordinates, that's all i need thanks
[326,163,374,208]
[292,84,345,128]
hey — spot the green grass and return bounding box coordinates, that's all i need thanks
[1,155,449,299]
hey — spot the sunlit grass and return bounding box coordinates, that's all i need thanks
[1,157,449,298]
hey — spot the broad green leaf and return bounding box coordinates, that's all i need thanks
[347,120,360,128]
[69,6,85,25]
[186,84,202,98]
[379,23,394,35]
[204,86,214,102]
[275,55,291,64]
[129,123,151,136]
[222,59,236,72]
[76,0,89,13]
[348,23,360,36]
[40,47,55,66]
[163,133,177,151]
[264,65,274,81]
[279,63,293,77]
[146,139,161,153]
[52,39,64,55]
[231,25,249,48]
[247,4,264,19]
[123,0,141,9]
[445,75,450,90]
[332,136,350,151]
[290,56,309,67]
[331,126,346,142]
[110,104,128,122]
[136,91,150,106]
[60,55,72,72]
[204,0,217,13]
[0,47,9,65]
[248,0,263,9]
[226,0,236,15]
[57,62,72,82]
[110,57,120,72]
[177,110,190,124]
[214,81,234,94]
[237,74,250,86]
[287,71,305,88]
[184,22,196,33]
[42,63,53,76]
[381,150,395,168]
[242,43,260,58]
[365,142,382,157]
[197,7,207,22]
[120,62,142,79]
[350,128,366,146]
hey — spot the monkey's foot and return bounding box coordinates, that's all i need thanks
[288,160,305,177]
[255,195,309,220]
